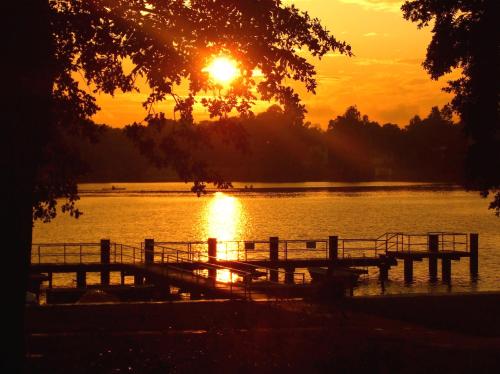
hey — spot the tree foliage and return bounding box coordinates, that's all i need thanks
[76,105,466,183]
[42,0,351,216]
[402,0,500,215]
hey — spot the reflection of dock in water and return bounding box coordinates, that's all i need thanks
[30,232,478,302]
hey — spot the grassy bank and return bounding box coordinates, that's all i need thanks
[25,294,500,373]
[345,291,500,336]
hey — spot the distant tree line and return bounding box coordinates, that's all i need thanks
[77,105,466,183]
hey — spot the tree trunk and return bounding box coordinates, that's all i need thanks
[1,1,52,370]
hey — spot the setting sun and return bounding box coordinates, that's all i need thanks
[203,56,240,84]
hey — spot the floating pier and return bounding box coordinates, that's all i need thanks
[30,232,478,302]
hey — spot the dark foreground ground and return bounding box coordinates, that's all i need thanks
[25,293,500,373]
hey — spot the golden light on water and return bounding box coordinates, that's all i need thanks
[216,268,234,283]
[206,192,241,244]
[204,192,243,282]
[203,56,240,85]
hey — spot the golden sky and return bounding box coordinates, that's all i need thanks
[92,0,456,128]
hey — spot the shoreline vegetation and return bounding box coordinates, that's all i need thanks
[26,292,500,373]
[78,182,463,195]
[76,106,466,185]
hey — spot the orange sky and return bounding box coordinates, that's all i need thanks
[92,0,456,128]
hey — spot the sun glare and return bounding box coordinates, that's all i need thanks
[204,56,240,84]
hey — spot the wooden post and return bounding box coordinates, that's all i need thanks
[378,255,389,281]
[328,236,339,275]
[48,272,53,289]
[470,233,479,278]
[145,238,154,265]
[428,234,438,282]
[120,271,125,285]
[285,267,295,284]
[100,239,110,286]
[269,237,279,262]
[134,274,143,285]
[442,257,451,284]
[208,238,217,261]
[144,238,155,284]
[328,236,338,260]
[76,271,86,288]
[270,237,279,282]
[208,238,217,280]
[403,258,413,283]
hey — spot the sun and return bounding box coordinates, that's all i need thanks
[204,56,240,84]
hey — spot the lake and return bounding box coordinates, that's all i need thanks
[33,182,500,295]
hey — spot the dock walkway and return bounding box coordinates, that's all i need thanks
[30,232,478,299]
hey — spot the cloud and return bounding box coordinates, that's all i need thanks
[353,58,399,66]
[363,32,378,37]
[396,58,422,65]
[337,0,404,13]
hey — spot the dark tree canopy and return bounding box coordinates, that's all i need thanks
[44,0,351,216]
[76,105,466,184]
[402,0,500,214]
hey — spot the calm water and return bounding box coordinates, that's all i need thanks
[33,182,500,295]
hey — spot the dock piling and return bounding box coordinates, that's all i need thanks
[145,239,154,265]
[428,234,438,281]
[208,238,217,280]
[144,239,155,284]
[134,274,143,285]
[470,233,479,278]
[442,258,452,284]
[328,236,338,260]
[285,266,295,284]
[270,237,279,282]
[100,239,110,286]
[378,255,389,281]
[76,271,86,288]
[404,258,413,283]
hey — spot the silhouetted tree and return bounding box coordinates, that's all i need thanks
[324,105,465,181]
[403,106,465,180]
[2,0,351,369]
[402,0,500,214]
[327,106,400,180]
[75,105,467,183]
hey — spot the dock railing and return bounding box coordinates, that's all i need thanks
[382,232,469,253]
[154,240,272,262]
[279,239,329,260]
[31,231,472,267]
[339,238,385,259]
[117,243,253,299]
[429,232,469,252]
[31,243,102,264]
[111,243,144,263]
[155,244,307,285]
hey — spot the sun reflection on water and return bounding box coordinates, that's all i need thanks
[206,192,241,243]
[204,192,244,282]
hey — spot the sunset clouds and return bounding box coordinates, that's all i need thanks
[337,0,403,13]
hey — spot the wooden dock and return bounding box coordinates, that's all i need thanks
[30,232,478,301]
